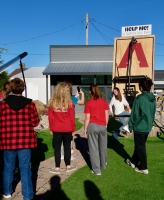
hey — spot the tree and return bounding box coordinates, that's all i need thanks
[0,48,10,91]
[0,47,8,66]
[0,71,10,91]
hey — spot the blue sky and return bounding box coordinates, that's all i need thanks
[0,0,164,74]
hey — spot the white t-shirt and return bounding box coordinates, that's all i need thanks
[109,95,129,115]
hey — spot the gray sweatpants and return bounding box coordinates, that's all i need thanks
[87,123,107,174]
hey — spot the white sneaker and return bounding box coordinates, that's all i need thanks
[123,125,130,133]
[66,166,77,172]
[49,168,61,174]
[91,170,101,175]
[0,194,11,199]
[135,167,149,174]
[126,159,135,169]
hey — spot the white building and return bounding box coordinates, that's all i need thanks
[11,67,50,104]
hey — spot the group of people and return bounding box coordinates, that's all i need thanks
[48,77,156,177]
[0,76,156,199]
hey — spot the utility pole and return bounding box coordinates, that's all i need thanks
[86,13,88,45]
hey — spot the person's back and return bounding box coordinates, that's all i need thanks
[129,91,156,133]
[48,82,76,175]
[48,105,75,133]
[86,98,108,126]
[0,95,39,149]
[0,78,39,200]
[84,85,109,175]
[127,77,156,175]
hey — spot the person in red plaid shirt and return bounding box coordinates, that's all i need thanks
[0,78,39,200]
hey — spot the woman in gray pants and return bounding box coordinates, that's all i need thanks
[84,85,109,175]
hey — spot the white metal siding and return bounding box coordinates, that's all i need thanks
[16,77,49,104]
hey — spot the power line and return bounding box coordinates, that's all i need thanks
[76,21,85,45]
[91,19,164,47]
[90,21,113,44]
[92,19,120,32]
[0,20,84,46]
[2,51,164,57]
[156,42,164,46]
[2,52,49,56]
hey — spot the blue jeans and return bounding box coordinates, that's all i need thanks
[113,111,130,140]
[3,149,33,200]
[117,111,130,132]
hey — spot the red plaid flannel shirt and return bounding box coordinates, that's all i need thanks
[0,100,40,150]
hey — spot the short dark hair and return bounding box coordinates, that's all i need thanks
[10,78,25,94]
[139,77,153,92]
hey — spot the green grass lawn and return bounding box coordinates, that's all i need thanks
[49,134,164,200]
[31,117,164,199]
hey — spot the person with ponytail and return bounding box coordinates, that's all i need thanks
[84,85,109,175]
[126,77,156,174]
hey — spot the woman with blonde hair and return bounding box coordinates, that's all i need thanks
[84,85,109,175]
[48,82,76,174]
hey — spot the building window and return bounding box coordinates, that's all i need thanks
[96,75,105,84]
[81,75,94,85]
[107,75,112,84]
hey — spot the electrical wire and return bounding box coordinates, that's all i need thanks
[156,42,164,46]
[0,20,84,46]
[1,52,49,56]
[76,21,85,45]
[92,19,120,32]
[92,19,164,47]
[90,21,113,44]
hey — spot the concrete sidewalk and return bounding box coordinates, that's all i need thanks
[3,113,89,200]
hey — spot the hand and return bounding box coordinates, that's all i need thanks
[84,130,87,137]
[75,91,79,97]
[79,89,84,95]
[110,113,114,117]
[50,131,53,135]
[72,132,75,136]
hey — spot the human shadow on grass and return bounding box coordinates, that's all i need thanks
[31,138,48,194]
[107,118,131,160]
[36,175,70,200]
[74,134,91,169]
[157,135,164,142]
[84,180,105,200]
[107,116,122,135]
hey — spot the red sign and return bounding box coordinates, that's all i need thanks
[118,43,149,68]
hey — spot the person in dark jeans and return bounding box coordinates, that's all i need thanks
[126,77,156,174]
[48,82,77,174]
[0,78,40,199]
